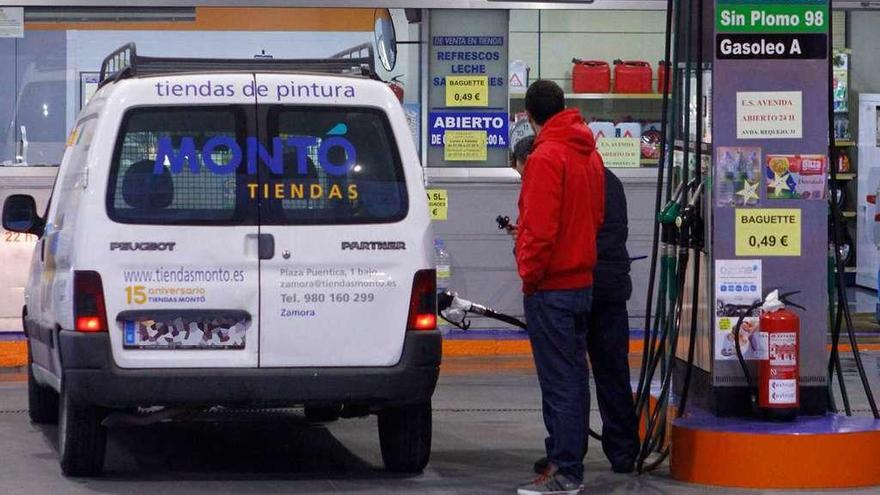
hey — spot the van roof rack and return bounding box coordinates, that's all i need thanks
[99,42,376,88]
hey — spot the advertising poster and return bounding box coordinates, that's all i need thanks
[715,260,765,361]
[444,130,487,161]
[0,7,23,38]
[597,138,641,168]
[765,154,827,200]
[736,91,803,139]
[716,146,761,207]
[403,103,421,154]
[428,10,508,167]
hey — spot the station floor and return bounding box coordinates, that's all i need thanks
[0,353,878,495]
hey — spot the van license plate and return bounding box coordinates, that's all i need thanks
[122,315,248,350]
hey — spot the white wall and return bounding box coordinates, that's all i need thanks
[510,9,667,92]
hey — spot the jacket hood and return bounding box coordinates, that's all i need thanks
[533,108,596,155]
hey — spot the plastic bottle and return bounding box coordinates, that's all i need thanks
[735,151,747,182]
[717,151,735,206]
[747,151,759,182]
[434,239,451,293]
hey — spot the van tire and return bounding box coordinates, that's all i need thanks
[27,344,58,424]
[304,404,342,423]
[377,401,432,473]
[58,387,106,477]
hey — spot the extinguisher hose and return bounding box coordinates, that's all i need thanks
[732,301,763,409]
[825,1,880,419]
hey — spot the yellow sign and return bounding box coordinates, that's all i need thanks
[426,189,448,221]
[446,76,489,107]
[596,137,641,168]
[735,208,801,257]
[444,130,488,161]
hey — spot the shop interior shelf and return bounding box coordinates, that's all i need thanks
[641,158,660,166]
[830,173,856,180]
[843,211,857,218]
[835,140,856,147]
[845,267,857,273]
[510,93,664,101]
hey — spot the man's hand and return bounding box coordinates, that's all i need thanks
[506,224,519,240]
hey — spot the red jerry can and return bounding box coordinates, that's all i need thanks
[572,59,611,93]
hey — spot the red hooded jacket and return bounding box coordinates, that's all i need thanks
[516,108,606,295]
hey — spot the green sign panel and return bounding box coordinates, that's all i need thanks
[717,4,828,33]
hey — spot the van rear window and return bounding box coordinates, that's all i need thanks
[264,106,407,225]
[107,106,252,224]
[107,105,407,225]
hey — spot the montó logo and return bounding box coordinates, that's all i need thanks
[153,124,356,177]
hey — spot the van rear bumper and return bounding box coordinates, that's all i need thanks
[58,330,441,409]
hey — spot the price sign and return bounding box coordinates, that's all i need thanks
[446,76,489,107]
[735,208,801,256]
[426,189,448,220]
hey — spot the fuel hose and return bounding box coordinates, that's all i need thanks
[825,0,879,419]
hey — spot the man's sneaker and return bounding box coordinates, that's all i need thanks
[517,465,582,495]
[533,456,550,474]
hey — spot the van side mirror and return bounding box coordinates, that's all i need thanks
[3,194,44,237]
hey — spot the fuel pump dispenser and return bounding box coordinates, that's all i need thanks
[630,0,878,481]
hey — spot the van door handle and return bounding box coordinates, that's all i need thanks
[258,234,275,260]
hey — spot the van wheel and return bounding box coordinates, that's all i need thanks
[27,345,58,424]
[377,401,432,473]
[58,387,106,477]
[304,404,342,423]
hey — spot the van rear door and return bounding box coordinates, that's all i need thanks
[254,75,418,367]
[100,75,262,368]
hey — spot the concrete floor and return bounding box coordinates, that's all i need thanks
[0,355,878,495]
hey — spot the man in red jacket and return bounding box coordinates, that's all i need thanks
[515,80,605,495]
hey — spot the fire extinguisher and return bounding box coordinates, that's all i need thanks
[734,290,805,420]
[388,75,404,103]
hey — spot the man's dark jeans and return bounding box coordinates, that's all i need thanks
[524,288,592,484]
[587,298,640,470]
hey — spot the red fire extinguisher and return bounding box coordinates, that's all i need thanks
[758,297,802,419]
[388,75,404,103]
[734,290,804,420]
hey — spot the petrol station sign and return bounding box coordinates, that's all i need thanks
[716,0,828,60]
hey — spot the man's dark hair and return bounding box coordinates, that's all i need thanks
[525,80,565,126]
[511,135,535,168]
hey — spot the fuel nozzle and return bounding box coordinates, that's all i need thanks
[657,201,681,225]
[675,181,705,229]
[658,180,689,225]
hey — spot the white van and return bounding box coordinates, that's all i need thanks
[2,44,439,477]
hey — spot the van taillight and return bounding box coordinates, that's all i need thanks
[407,269,437,331]
[74,271,108,333]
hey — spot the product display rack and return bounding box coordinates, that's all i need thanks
[830,49,856,278]
[509,89,665,168]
